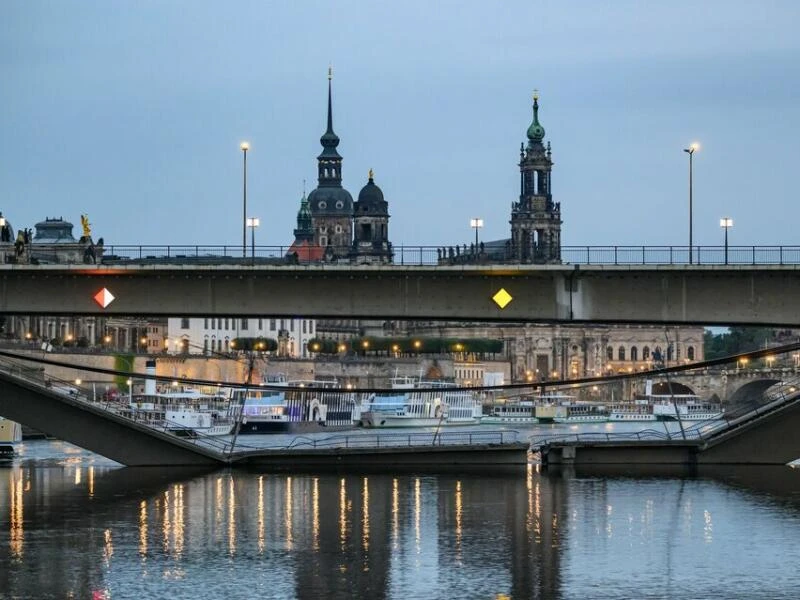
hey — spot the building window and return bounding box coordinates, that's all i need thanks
[241,318,248,330]
[303,321,307,334]
[643,346,650,360]
[630,346,638,361]
[181,318,189,329]
[320,236,328,246]
[606,346,613,360]
[204,338,209,353]
[280,319,285,331]
[270,319,276,331]
[319,201,327,210]
[225,318,229,330]
[687,346,695,360]
[258,318,263,329]
[335,201,343,209]
[290,320,295,332]
[204,318,208,329]
[618,346,626,361]
[309,322,314,334]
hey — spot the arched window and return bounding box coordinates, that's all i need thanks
[643,346,650,360]
[630,346,638,361]
[687,346,695,360]
[667,345,674,361]
[606,346,613,360]
[618,346,626,361]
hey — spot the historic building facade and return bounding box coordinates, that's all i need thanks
[510,93,561,263]
[290,70,392,265]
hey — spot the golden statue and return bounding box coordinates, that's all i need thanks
[368,168,374,180]
[80,214,91,238]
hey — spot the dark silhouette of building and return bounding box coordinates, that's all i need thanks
[510,92,561,263]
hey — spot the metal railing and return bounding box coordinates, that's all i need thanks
[92,244,800,267]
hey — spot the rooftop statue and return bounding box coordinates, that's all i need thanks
[80,214,91,238]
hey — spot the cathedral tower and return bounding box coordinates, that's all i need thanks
[510,92,561,263]
[306,68,353,260]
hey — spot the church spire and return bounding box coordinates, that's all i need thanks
[319,65,340,156]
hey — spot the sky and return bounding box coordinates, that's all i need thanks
[2,1,799,250]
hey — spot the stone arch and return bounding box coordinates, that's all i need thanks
[727,379,783,408]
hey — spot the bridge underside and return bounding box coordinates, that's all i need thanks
[1,264,800,325]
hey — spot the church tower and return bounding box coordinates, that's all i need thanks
[510,92,561,263]
[306,68,353,260]
[351,169,392,264]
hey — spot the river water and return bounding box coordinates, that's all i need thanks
[2,425,800,599]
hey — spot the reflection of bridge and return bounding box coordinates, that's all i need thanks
[2,263,800,325]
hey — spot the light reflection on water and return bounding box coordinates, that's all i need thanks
[0,441,800,599]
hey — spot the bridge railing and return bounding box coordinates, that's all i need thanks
[96,244,800,266]
[224,429,520,455]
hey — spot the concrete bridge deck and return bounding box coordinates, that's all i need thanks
[535,384,800,467]
[0,361,527,468]
[2,263,800,325]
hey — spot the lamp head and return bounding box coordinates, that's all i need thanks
[240,141,250,152]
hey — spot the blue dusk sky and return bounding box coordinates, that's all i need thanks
[2,1,799,249]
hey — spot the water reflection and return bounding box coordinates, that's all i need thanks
[1,456,800,599]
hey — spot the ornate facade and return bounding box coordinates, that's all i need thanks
[292,70,392,264]
[510,93,561,263]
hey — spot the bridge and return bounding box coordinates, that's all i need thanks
[2,262,800,326]
[0,357,526,468]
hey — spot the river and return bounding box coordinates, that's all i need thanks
[1,424,799,599]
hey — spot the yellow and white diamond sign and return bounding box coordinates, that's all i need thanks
[492,288,513,309]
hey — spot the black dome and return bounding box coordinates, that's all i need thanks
[358,176,384,206]
[307,186,354,215]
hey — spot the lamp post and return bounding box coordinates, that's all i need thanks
[683,143,699,264]
[470,218,483,255]
[246,217,260,262]
[240,141,250,257]
[719,217,733,264]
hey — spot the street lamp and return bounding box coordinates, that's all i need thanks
[246,217,260,261]
[240,141,250,257]
[683,142,699,264]
[470,218,483,251]
[720,217,733,264]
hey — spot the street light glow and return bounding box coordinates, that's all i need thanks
[240,141,250,151]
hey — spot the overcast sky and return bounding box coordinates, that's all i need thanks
[2,1,799,250]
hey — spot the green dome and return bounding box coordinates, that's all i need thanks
[526,96,545,142]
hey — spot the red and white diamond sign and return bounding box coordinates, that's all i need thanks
[93,287,115,308]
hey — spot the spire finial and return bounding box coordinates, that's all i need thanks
[303,179,306,195]
[328,64,333,81]
[368,168,374,181]
[533,88,539,101]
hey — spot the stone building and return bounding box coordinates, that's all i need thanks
[510,92,561,263]
[291,69,392,264]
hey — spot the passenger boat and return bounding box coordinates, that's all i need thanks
[480,400,538,425]
[647,394,724,421]
[121,388,234,436]
[608,400,657,422]
[532,393,579,424]
[553,402,609,423]
[232,376,361,434]
[359,377,482,428]
[0,417,22,463]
